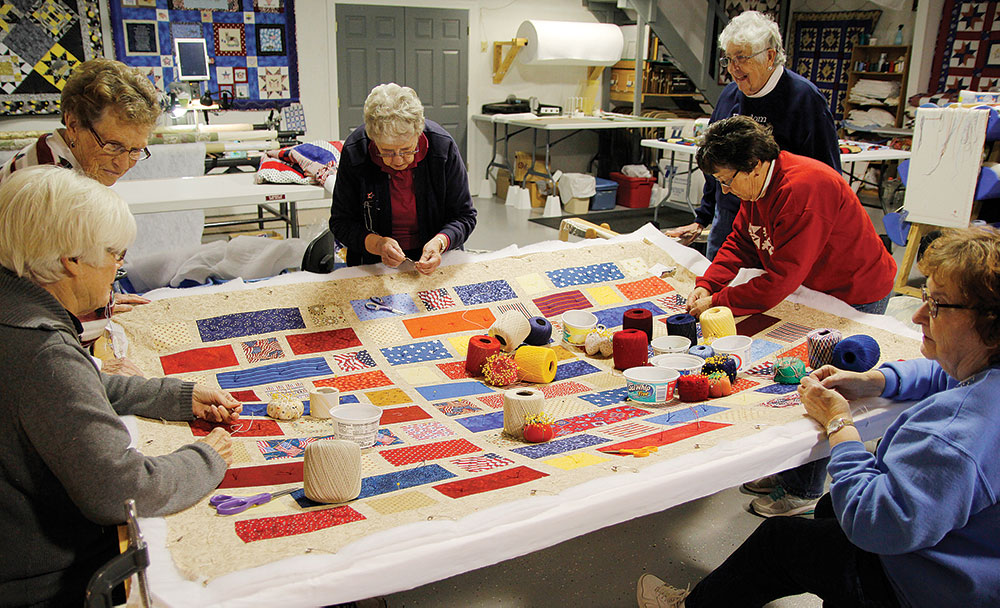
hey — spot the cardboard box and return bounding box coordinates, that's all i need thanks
[527,180,557,208]
[514,151,548,183]
[496,168,511,200]
[564,197,590,214]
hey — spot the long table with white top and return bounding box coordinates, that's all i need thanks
[112,173,328,238]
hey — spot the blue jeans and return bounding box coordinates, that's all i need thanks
[705,205,738,261]
[852,293,891,315]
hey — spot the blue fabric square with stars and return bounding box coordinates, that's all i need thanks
[644,404,728,425]
[756,383,800,394]
[547,263,625,288]
[511,434,610,458]
[578,388,628,407]
[454,411,505,433]
[380,340,451,365]
[553,359,601,381]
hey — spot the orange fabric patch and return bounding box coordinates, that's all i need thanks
[314,370,392,392]
[403,308,496,339]
[366,388,412,407]
[616,276,674,300]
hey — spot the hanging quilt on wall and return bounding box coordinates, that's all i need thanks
[930,1,1000,93]
[107,0,299,110]
[788,10,881,122]
[0,0,104,115]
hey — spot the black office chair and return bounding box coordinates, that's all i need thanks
[301,228,338,273]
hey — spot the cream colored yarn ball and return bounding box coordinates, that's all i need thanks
[303,439,362,503]
[267,393,304,420]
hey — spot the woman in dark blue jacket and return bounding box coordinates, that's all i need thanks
[330,83,477,274]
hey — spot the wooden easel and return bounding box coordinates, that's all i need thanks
[893,200,982,297]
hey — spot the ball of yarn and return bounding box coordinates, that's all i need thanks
[677,374,710,402]
[514,345,558,383]
[832,335,881,372]
[482,352,519,387]
[807,328,842,369]
[303,439,362,503]
[622,308,653,343]
[666,313,698,345]
[524,316,553,346]
[702,355,737,384]
[613,329,649,370]
[488,311,531,352]
[707,372,733,398]
[584,327,613,357]
[689,344,715,359]
[267,393,304,420]
[466,334,502,374]
[699,306,737,342]
[774,357,808,384]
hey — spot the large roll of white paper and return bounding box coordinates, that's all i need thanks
[516,20,624,66]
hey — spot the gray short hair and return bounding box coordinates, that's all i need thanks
[719,11,786,67]
[0,166,136,285]
[363,83,425,141]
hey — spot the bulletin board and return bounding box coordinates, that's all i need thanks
[107,0,299,110]
[114,226,923,605]
[0,0,104,115]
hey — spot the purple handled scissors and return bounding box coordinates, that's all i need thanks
[210,488,297,515]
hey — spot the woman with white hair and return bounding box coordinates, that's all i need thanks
[0,166,240,605]
[330,83,477,274]
[665,11,840,261]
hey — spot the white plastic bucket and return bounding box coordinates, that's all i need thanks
[329,403,383,448]
[712,335,753,371]
[624,366,679,404]
[650,353,705,376]
[651,335,691,355]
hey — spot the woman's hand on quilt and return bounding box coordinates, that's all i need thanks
[798,374,852,428]
[192,385,243,423]
[366,234,406,267]
[665,222,703,246]
[197,427,234,466]
[111,293,151,314]
[809,365,886,401]
[415,235,446,275]
[686,286,713,318]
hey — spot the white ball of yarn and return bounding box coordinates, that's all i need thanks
[267,393,304,420]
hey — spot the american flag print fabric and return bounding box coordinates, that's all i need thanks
[332,350,377,372]
[242,337,284,363]
[257,436,329,460]
[766,322,814,343]
[450,452,514,473]
[496,301,531,319]
[417,288,455,311]
[655,293,688,313]
[532,290,591,318]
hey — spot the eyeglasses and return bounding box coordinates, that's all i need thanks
[107,248,127,264]
[719,48,769,68]
[715,171,740,189]
[921,285,978,318]
[375,148,418,160]
[88,126,151,161]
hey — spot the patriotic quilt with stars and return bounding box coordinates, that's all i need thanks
[117,232,920,583]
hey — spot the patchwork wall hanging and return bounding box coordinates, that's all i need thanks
[107,0,298,110]
[0,0,104,115]
[789,10,881,121]
[116,229,921,600]
[930,0,1000,93]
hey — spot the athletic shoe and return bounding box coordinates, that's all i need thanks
[750,485,818,517]
[637,573,689,608]
[742,474,780,494]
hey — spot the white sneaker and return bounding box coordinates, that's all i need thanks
[637,573,689,608]
[749,486,818,517]
[742,474,780,494]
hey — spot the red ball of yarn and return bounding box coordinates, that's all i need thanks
[622,308,654,343]
[466,335,502,374]
[677,374,710,402]
[613,329,649,370]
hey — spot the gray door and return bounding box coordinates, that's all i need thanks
[336,5,468,159]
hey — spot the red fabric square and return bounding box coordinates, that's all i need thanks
[538,381,590,399]
[477,393,505,409]
[379,438,481,466]
[190,418,283,438]
[379,405,431,424]
[552,405,651,437]
[160,345,238,375]
[437,361,474,380]
[433,466,548,498]
[235,506,365,542]
[314,370,392,392]
[616,276,673,300]
[777,343,809,365]
[735,313,781,336]
[731,378,759,393]
[598,421,730,453]
[228,390,259,402]
[286,328,362,355]
[218,462,303,489]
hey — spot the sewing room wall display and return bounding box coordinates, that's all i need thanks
[788,10,881,121]
[930,1,1000,93]
[0,0,104,115]
[108,0,298,110]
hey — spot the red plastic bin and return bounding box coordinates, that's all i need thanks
[609,172,656,208]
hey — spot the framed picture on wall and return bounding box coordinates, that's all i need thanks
[256,24,285,56]
[124,20,160,56]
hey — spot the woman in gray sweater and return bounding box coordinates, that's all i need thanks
[0,166,241,605]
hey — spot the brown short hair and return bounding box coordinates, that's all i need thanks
[696,115,780,175]
[918,226,1000,350]
[60,58,160,128]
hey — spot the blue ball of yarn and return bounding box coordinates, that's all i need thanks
[524,316,553,346]
[689,344,715,359]
[832,335,881,372]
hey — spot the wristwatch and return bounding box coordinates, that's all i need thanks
[825,416,855,437]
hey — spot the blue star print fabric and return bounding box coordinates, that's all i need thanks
[547,263,624,288]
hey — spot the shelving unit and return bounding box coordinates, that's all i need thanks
[608,35,707,115]
[842,45,911,130]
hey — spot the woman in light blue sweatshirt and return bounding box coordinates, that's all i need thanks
[638,226,1000,608]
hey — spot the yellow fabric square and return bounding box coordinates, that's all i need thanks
[587,371,625,390]
[397,366,441,385]
[545,452,609,470]
[366,388,411,407]
[366,490,438,515]
[516,273,549,295]
[587,285,624,306]
[448,335,471,357]
[550,345,576,361]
